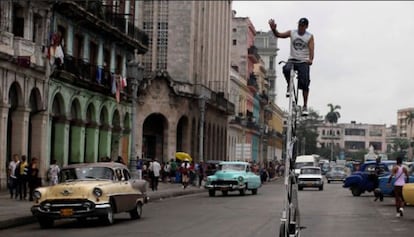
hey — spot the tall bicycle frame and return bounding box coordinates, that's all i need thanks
[278,60,305,237]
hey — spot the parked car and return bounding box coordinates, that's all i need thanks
[325,165,348,183]
[297,166,324,191]
[378,164,414,196]
[204,161,261,196]
[343,160,395,196]
[31,162,148,228]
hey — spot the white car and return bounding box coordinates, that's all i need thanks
[297,166,324,191]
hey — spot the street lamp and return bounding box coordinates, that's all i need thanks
[126,58,144,178]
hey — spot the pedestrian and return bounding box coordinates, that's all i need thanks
[7,154,20,199]
[372,156,384,202]
[169,158,177,183]
[180,159,191,189]
[16,155,29,200]
[28,157,41,201]
[198,161,205,188]
[137,156,143,180]
[115,156,125,164]
[47,159,60,186]
[149,158,161,191]
[268,17,314,116]
[387,156,409,217]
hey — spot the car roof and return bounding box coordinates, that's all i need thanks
[219,161,249,165]
[62,162,127,169]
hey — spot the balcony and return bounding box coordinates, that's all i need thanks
[53,1,148,53]
[52,54,128,99]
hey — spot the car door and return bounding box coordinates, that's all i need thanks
[112,168,136,212]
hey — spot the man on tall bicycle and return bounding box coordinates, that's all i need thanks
[268,17,314,116]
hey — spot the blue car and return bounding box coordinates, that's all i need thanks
[204,161,261,197]
[343,160,396,196]
[378,165,414,196]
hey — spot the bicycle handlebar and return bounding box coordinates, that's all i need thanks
[278,60,307,65]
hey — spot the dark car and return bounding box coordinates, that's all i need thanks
[326,165,348,183]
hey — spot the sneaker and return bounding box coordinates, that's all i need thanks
[396,213,401,217]
[301,107,309,116]
[286,86,290,98]
[399,208,404,216]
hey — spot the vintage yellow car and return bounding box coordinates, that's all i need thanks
[31,162,148,228]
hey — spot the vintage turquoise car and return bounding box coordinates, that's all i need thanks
[204,161,261,196]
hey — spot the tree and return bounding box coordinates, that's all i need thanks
[296,108,323,155]
[325,103,341,161]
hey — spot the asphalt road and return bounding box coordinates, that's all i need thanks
[1,179,413,237]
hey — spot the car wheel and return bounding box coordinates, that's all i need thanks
[298,186,303,191]
[252,189,258,195]
[327,180,331,183]
[319,185,324,191]
[279,223,286,237]
[351,186,362,196]
[100,204,114,225]
[222,190,228,196]
[130,202,143,220]
[38,218,54,229]
[239,186,246,196]
[208,190,216,197]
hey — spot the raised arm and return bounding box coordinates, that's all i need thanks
[268,19,290,38]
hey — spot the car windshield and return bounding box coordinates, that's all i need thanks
[301,168,320,175]
[330,166,345,172]
[219,164,246,171]
[60,167,114,182]
[295,162,314,169]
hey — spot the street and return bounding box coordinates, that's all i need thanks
[1,179,413,237]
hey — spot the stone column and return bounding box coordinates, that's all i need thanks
[11,107,30,156]
[0,105,10,189]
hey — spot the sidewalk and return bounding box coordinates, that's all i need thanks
[0,181,205,230]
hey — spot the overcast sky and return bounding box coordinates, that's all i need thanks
[232,1,414,126]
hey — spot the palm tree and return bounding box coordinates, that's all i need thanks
[406,111,414,161]
[325,104,341,161]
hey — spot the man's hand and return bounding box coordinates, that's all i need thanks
[307,59,313,66]
[268,19,277,30]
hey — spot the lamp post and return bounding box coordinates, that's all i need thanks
[126,59,144,178]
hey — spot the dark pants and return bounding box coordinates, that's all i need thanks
[29,177,41,201]
[18,176,28,200]
[394,186,404,212]
[151,175,159,191]
[8,177,18,198]
[198,174,204,187]
[283,61,310,91]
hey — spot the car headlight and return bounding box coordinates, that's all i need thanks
[92,187,103,197]
[237,176,244,182]
[33,190,41,199]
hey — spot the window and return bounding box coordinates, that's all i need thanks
[12,4,24,37]
[232,28,236,32]
[233,39,237,45]
[73,34,84,59]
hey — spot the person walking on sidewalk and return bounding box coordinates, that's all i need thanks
[47,159,60,186]
[16,155,29,200]
[180,159,191,189]
[28,157,41,201]
[149,158,161,191]
[7,154,20,199]
[268,17,314,116]
[388,156,409,217]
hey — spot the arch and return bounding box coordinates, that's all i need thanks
[84,103,98,163]
[6,82,22,167]
[176,115,189,153]
[110,109,122,160]
[50,92,66,166]
[98,106,110,161]
[142,113,168,162]
[68,98,83,164]
[28,87,44,161]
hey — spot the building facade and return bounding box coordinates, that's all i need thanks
[134,1,234,162]
[0,0,149,189]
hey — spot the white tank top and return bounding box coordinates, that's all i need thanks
[289,30,312,62]
[394,166,406,186]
